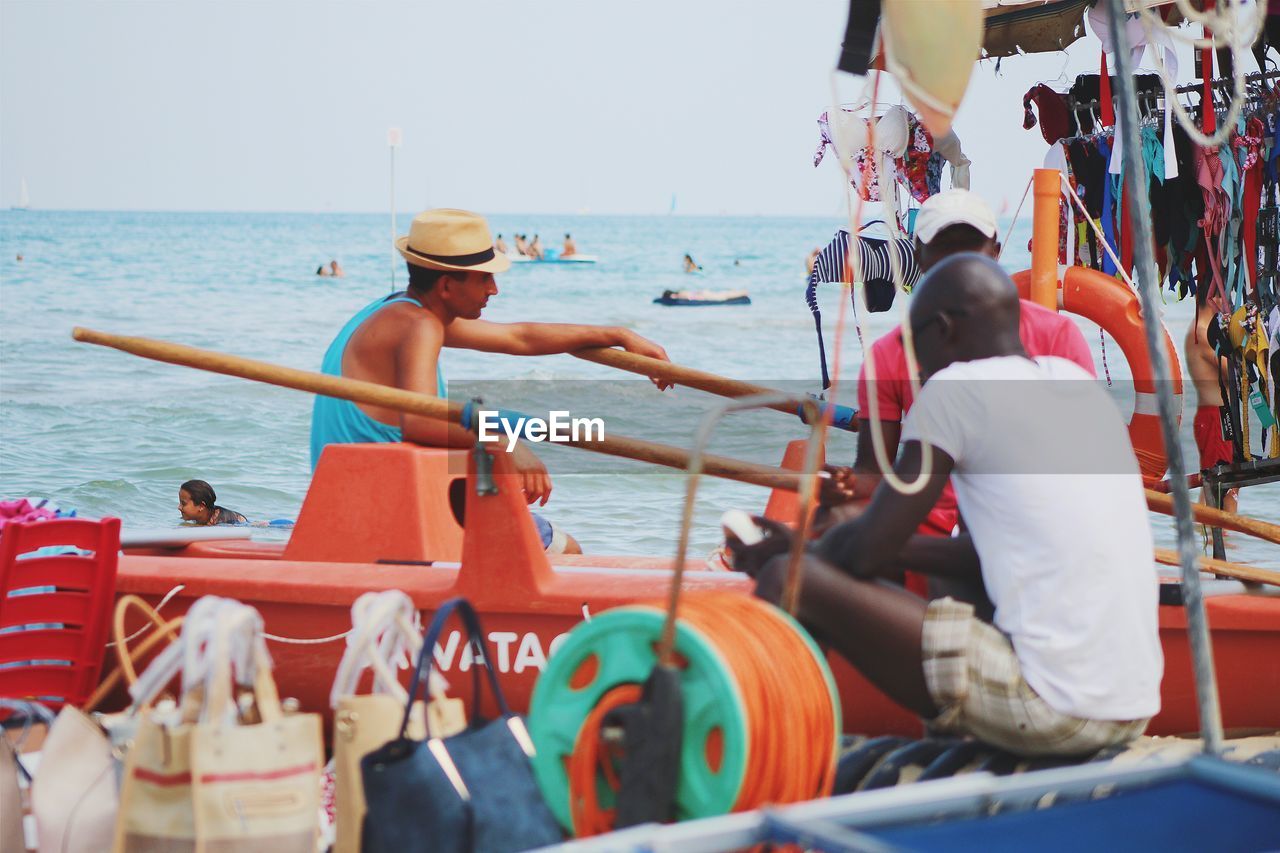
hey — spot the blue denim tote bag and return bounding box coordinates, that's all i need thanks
[360,597,563,853]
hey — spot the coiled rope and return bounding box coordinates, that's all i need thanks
[565,592,839,837]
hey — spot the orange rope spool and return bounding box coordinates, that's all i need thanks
[566,593,839,837]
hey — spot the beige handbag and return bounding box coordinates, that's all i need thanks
[32,595,182,853]
[330,590,465,853]
[113,596,323,853]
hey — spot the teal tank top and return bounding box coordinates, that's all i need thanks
[310,293,447,470]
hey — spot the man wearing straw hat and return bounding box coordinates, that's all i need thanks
[311,208,672,554]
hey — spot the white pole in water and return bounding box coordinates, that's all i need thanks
[389,126,403,291]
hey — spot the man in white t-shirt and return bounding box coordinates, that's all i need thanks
[730,254,1162,756]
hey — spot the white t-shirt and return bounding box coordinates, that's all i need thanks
[902,355,1162,720]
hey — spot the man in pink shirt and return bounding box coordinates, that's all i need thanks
[825,190,1095,596]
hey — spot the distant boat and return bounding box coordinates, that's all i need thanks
[11,178,29,211]
[654,289,751,307]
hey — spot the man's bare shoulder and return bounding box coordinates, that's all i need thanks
[349,300,445,356]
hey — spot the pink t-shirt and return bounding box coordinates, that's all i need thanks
[855,299,1096,535]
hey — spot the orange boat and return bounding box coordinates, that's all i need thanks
[108,440,1280,739]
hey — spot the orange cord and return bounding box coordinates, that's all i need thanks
[566,593,837,837]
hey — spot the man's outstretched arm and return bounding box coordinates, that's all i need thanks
[445,319,669,360]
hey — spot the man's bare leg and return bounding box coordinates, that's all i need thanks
[759,556,938,718]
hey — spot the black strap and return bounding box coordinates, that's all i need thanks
[401,597,513,738]
[403,245,496,266]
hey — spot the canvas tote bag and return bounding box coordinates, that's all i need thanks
[33,595,182,853]
[331,590,465,853]
[113,596,323,853]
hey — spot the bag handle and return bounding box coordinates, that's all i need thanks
[329,591,422,708]
[112,595,183,684]
[84,614,184,711]
[84,595,185,712]
[400,597,511,739]
[0,699,55,751]
[203,602,282,725]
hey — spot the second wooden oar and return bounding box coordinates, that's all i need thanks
[573,346,859,431]
[1153,548,1280,588]
[1145,490,1280,547]
[72,327,804,493]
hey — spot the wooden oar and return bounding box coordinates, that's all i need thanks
[1145,490,1280,547]
[582,348,1280,547]
[72,327,805,493]
[574,346,858,431]
[1153,548,1280,588]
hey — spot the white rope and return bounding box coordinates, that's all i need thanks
[265,629,354,645]
[998,175,1035,262]
[104,584,186,648]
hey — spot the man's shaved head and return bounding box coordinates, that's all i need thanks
[907,253,1027,378]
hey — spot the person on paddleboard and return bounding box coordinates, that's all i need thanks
[178,479,248,526]
[310,208,673,554]
[563,233,577,257]
[729,255,1161,758]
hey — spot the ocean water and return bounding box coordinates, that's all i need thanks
[1,210,1276,568]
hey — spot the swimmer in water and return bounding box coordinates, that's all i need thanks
[683,254,702,273]
[317,265,331,277]
[330,260,345,277]
[178,479,248,526]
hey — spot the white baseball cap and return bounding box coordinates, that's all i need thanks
[914,189,998,245]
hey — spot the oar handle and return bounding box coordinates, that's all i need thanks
[1153,548,1280,587]
[72,327,805,494]
[72,326,461,422]
[1145,489,1280,546]
[574,347,858,431]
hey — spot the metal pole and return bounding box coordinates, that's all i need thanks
[1105,0,1224,755]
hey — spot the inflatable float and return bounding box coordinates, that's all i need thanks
[507,252,598,265]
[654,289,751,306]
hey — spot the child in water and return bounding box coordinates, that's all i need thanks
[178,480,248,525]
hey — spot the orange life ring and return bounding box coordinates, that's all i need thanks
[1011,266,1183,483]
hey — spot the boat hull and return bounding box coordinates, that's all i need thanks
[101,443,1280,739]
[107,547,1280,739]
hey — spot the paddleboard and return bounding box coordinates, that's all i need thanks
[504,253,598,265]
[120,526,252,549]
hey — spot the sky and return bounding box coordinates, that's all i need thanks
[0,1,1241,216]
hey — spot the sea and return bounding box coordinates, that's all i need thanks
[2,210,1277,569]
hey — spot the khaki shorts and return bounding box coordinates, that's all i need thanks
[922,598,1149,757]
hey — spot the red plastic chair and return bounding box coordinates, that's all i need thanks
[0,518,121,710]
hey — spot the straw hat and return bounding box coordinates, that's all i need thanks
[395,209,511,274]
